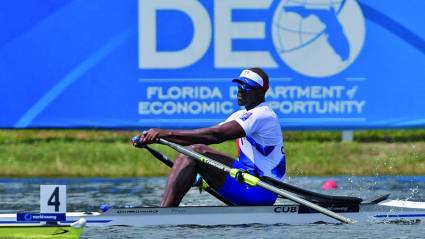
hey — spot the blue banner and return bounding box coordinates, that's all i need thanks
[1,0,424,129]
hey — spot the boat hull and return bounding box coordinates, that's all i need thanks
[1,200,425,227]
[86,202,425,226]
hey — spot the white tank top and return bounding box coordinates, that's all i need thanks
[222,102,286,180]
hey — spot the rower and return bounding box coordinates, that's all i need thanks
[133,68,286,207]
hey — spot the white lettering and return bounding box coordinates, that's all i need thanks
[139,0,211,68]
[147,87,160,99]
[139,101,234,115]
[267,86,346,99]
[146,86,223,100]
[229,86,238,99]
[214,0,277,68]
[268,100,366,114]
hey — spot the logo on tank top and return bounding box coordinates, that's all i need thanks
[240,112,253,121]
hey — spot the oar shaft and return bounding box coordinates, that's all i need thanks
[159,139,232,173]
[158,138,355,224]
[144,145,174,168]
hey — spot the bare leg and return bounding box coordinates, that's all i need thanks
[160,153,197,207]
[160,144,234,207]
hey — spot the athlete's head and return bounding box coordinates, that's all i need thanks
[232,68,269,92]
[232,68,269,109]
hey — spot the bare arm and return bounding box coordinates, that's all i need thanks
[136,120,245,146]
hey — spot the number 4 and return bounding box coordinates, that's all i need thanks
[48,187,60,212]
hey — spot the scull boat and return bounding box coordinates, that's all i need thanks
[1,198,425,227]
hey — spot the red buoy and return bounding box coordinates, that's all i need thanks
[322,179,337,190]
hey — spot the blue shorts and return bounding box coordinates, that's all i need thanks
[217,160,277,206]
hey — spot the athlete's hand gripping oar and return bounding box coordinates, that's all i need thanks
[157,138,356,224]
[131,136,234,206]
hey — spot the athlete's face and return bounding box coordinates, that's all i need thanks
[237,84,264,109]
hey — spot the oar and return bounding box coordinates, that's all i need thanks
[142,141,359,205]
[261,176,362,204]
[143,144,360,205]
[143,145,174,168]
[158,138,356,224]
[132,137,234,206]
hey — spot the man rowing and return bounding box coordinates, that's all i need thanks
[133,68,286,207]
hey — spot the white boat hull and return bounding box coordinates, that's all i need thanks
[1,200,425,227]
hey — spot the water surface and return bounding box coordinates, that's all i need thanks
[0,176,424,239]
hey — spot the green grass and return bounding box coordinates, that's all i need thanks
[0,129,425,177]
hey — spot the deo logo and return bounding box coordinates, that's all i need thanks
[138,0,365,78]
[273,206,298,213]
[139,0,277,69]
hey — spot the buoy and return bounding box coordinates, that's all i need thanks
[322,179,337,190]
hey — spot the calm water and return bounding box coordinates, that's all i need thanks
[0,176,424,239]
